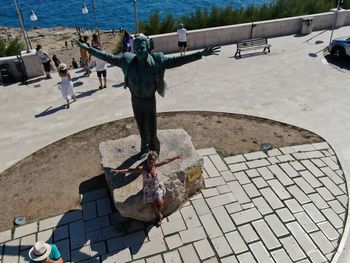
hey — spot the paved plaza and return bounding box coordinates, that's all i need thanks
[1,25,350,262]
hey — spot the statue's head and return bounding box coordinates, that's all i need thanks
[134,34,151,59]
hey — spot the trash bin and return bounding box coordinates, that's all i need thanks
[300,17,313,35]
[14,56,28,84]
[0,63,15,85]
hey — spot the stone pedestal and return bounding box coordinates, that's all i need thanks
[99,129,204,222]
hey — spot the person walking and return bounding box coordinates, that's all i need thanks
[112,151,181,225]
[91,33,101,49]
[58,63,76,109]
[36,45,52,78]
[29,241,63,263]
[52,54,61,68]
[122,31,132,53]
[90,48,108,89]
[177,23,188,56]
[80,36,91,76]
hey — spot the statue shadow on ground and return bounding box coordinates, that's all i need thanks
[323,53,350,71]
[112,82,125,88]
[24,76,47,85]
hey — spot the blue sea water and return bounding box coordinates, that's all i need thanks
[1,0,271,31]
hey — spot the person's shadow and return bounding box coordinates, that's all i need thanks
[35,104,67,118]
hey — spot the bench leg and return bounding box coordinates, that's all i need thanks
[268,47,271,53]
[234,50,240,58]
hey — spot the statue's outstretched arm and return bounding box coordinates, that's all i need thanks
[164,45,221,69]
[74,40,123,67]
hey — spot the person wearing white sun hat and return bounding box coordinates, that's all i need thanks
[29,241,63,263]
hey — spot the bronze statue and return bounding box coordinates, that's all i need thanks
[76,34,220,155]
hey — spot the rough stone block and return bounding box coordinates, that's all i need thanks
[99,129,204,222]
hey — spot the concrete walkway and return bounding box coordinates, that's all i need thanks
[1,26,350,262]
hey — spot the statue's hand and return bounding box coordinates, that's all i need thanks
[74,39,88,50]
[201,45,221,56]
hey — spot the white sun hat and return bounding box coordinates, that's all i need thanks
[29,241,51,261]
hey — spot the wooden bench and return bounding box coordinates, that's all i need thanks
[234,38,271,58]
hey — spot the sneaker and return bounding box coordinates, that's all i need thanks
[99,86,103,89]
[103,85,107,89]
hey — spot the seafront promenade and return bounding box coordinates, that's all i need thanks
[1,26,350,262]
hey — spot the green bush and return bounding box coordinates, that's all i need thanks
[139,0,338,35]
[0,36,25,57]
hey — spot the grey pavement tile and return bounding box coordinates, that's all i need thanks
[131,239,167,260]
[197,148,217,156]
[308,193,329,210]
[300,170,322,188]
[54,225,69,242]
[221,170,236,182]
[252,197,273,215]
[246,159,270,169]
[271,249,293,263]
[294,177,316,194]
[252,177,268,188]
[301,160,325,178]
[3,239,20,263]
[107,236,124,252]
[293,151,324,160]
[84,216,110,233]
[146,254,163,263]
[211,206,236,233]
[303,203,326,223]
[289,161,306,171]
[277,154,295,163]
[191,193,204,201]
[199,213,223,238]
[311,158,327,168]
[286,221,317,254]
[161,217,186,237]
[236,251,257,263]
[225,230,248,254]
[310,231,334,255]
[337,195,348,208]
[312,142,329,150]
[321,208,344,229]
[241,203,255,209]
[317,221,340,241]
[339,183,347,193]
[37,229,53,243]
[280,236,306,261]
[179,226,206,244]
[209,154,229,172]
[201,188,220,198]
[164,250,182,263]
[285,199,303,213]
[227,181,250,204]
[220,254,239,263]
[194,239,215,260]
[225,202,242,214]
[165,234,183,250]
[56,238,70,262]
[234,171,251,184]
[181,205,201,229]
[20,234,36,251]
[246,169,260,178]
[217,184,231,194]
[252,220,280,250]
[268,164,294,186]
[204,177,226,188]
[82,201,97,221]
[279,147,296,155]
[0,229,12,243]
[328,199,346,214]
[101,247,132,263]
[192,198,211,216]
[276,208,295,223]
[80,188,109,203]
[238,224,259,243]
[267,156,280,164]
[319,177,344,196]
[256,167,274,180]
[202,256,219,263]
[267,148,282,157]
[85,229,103,245]
[249,241,274,263]
[203,156,222,177]
[308,250,327,263]
[231,208,262,226]
[206,192,236,209]
[260,187,284,209]
[279,163,299,178]
[178,244,201,263]
[39,210,82,231]
[293,144,316,152]
[264,214,289,237]
[123,230,147,248]
[229,162,248,172]
[244,151,267,160]
[321,157,340,171]
[14,222,38,239]
[78,257,100,263]
[101,224,125,240]
[96,197,112,217]
[69,220,86,250]
[242,183,260,198]
[316,187,335,202]
[294,212,318,233]
[109,212,127,224]
[287,185,311,205]
[124,220,145,234]
[146,225,163,241]
[211,236,232,258]
[19,248,31,263]
[267,179,291,200]
[224,155,246,164]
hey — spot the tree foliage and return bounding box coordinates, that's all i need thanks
[0,36,25,57]
[139,0,340,35]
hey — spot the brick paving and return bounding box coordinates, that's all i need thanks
[0,142,348,262]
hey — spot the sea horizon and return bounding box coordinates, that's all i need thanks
[1,0,271,31]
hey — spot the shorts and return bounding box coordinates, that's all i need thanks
[178,41,187,48]
[43,60,51,72]
[97,70,106,78]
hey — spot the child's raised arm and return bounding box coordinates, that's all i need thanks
[111,166,143,174]
[156,154,182,168]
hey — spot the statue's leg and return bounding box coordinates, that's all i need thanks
[131,97,149,153]
[147,97,160,155]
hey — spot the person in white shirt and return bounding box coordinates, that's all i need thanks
[90,49,108,89]
[177,23,188,56]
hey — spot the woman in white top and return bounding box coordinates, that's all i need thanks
[57,63,76,109]
[36,45,51,78]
